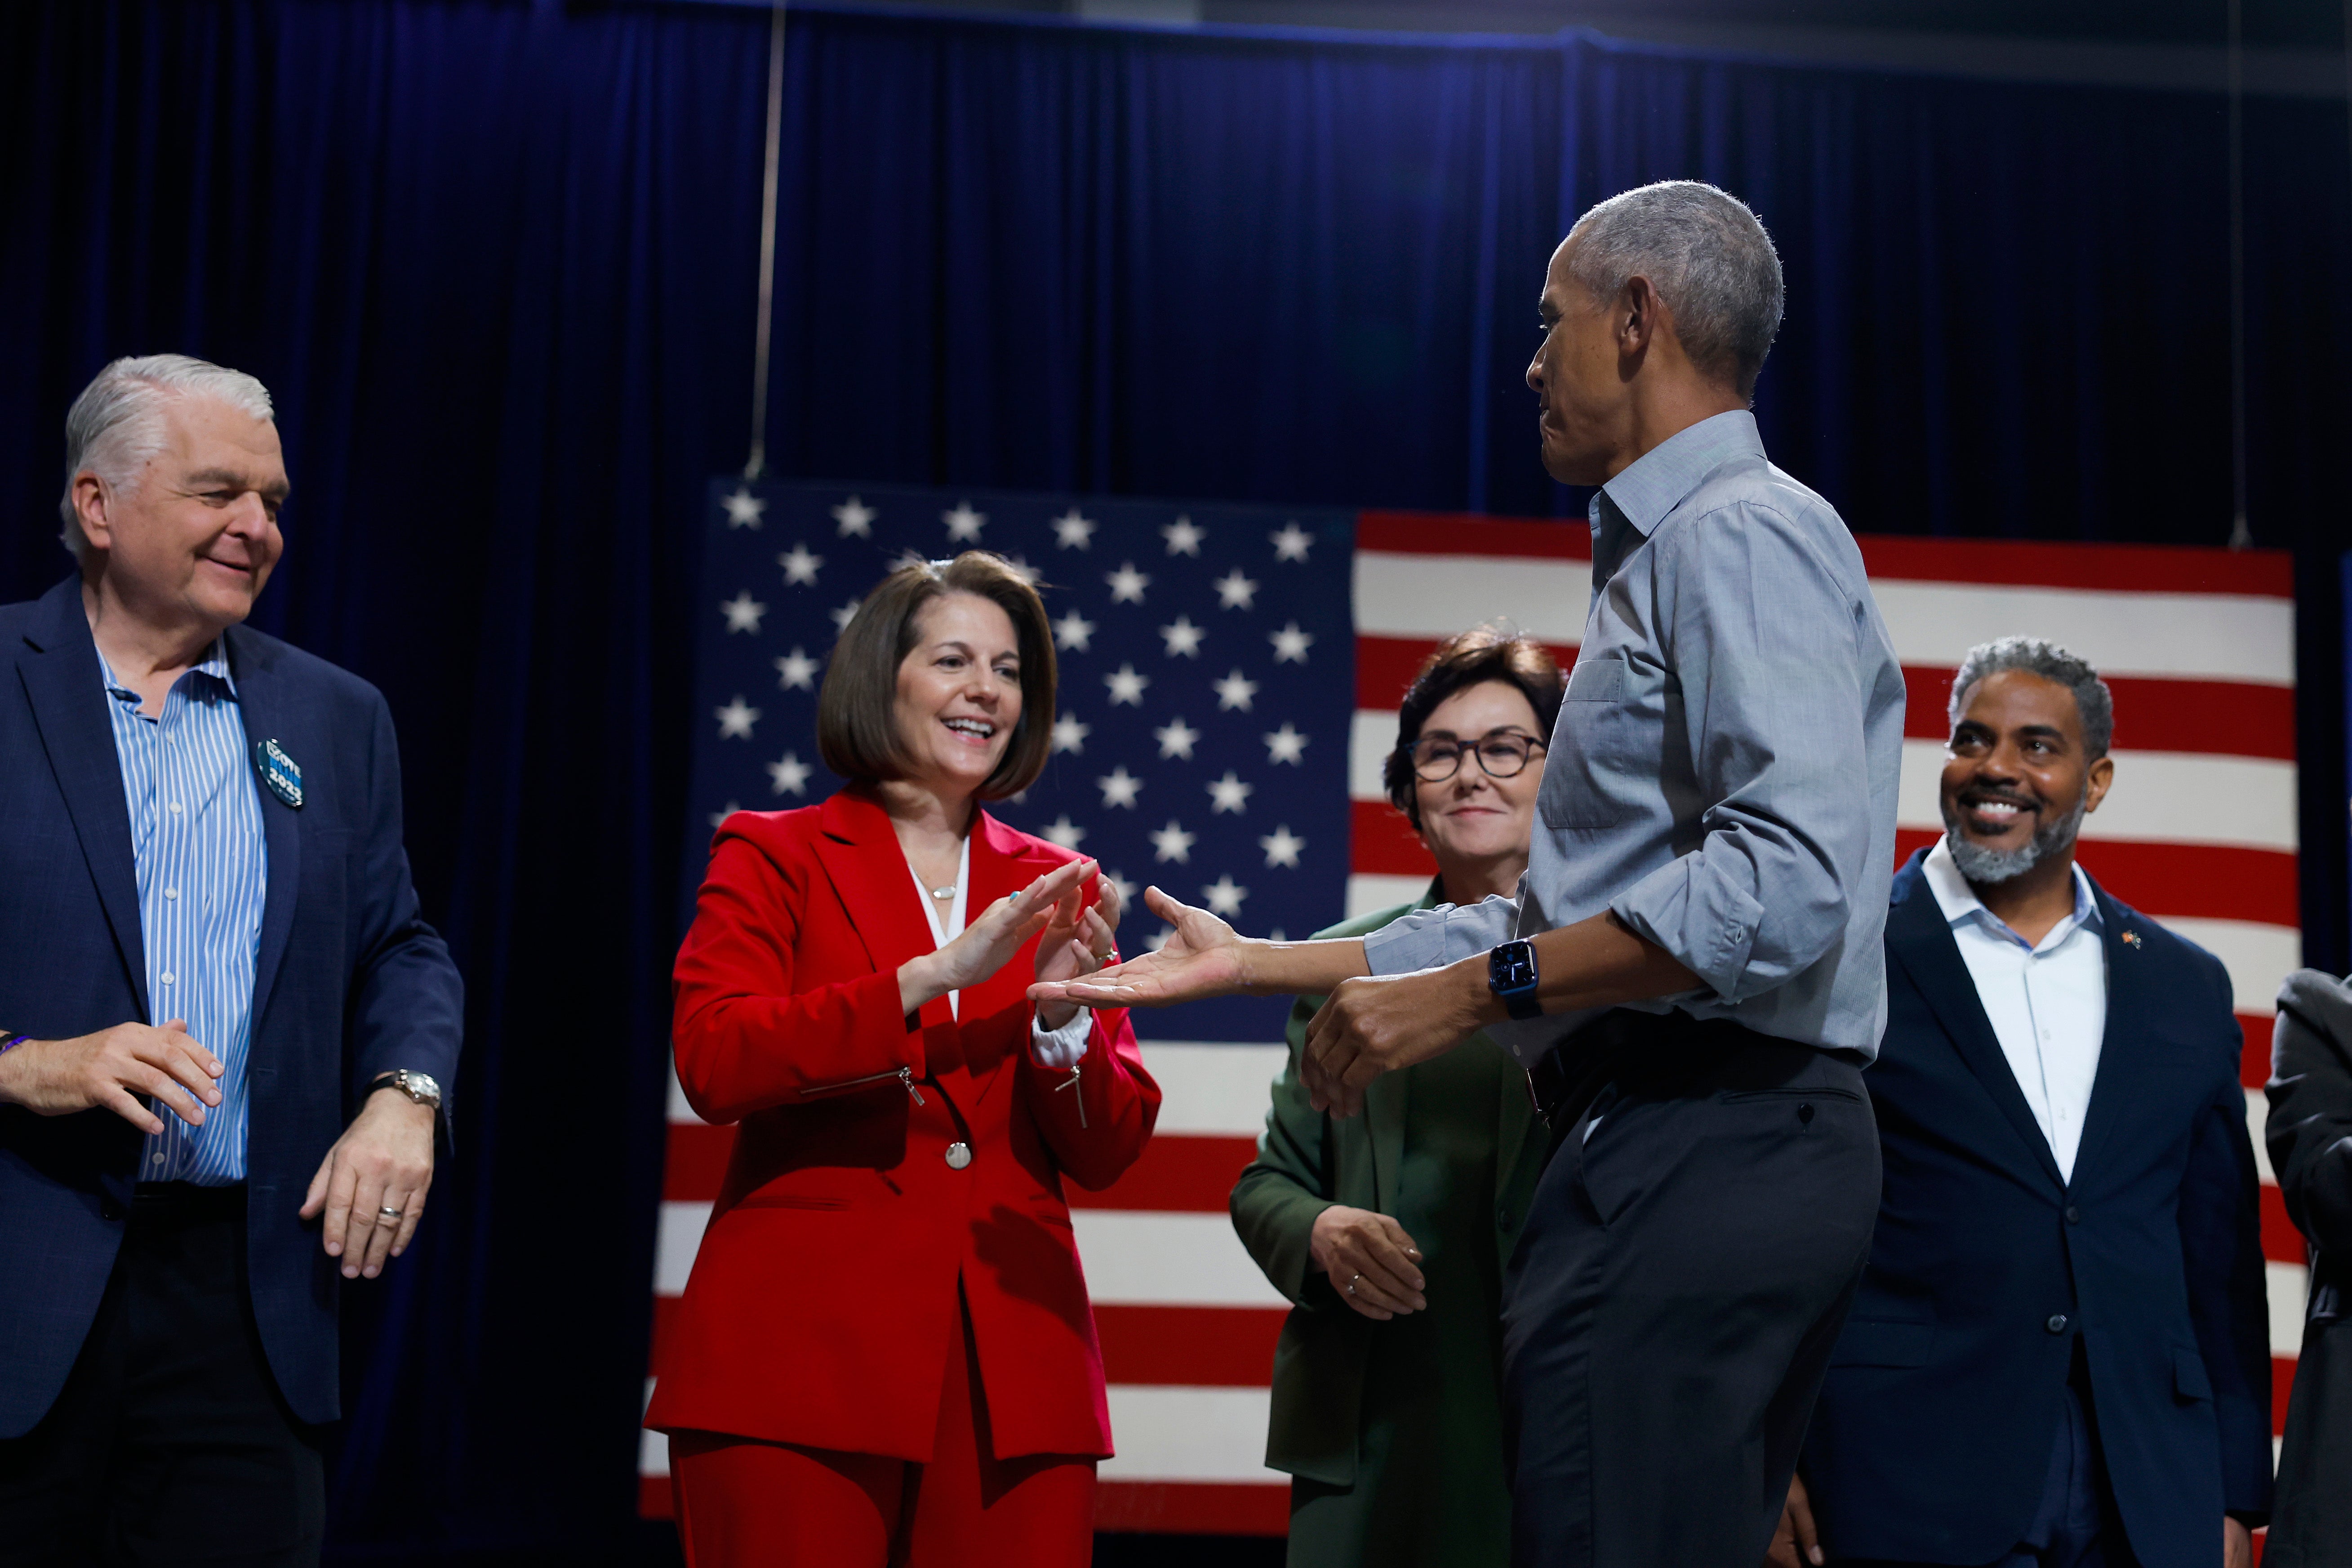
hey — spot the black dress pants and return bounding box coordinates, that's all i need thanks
[0,1183,326,1568]
[1503,1013,1881,1568]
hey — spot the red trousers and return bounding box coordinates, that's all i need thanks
[668,1289,1096,1568]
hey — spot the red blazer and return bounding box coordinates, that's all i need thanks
[645,790,1160,1462]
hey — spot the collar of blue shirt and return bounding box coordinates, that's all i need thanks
[96,636,238,710]
[1595,409,1767,540]
[1922,834,2101,953]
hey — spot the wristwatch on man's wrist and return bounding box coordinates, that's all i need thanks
[368,1069,443,1112]
[1487,940,1543,1022]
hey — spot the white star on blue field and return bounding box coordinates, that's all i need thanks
[686,478,1356,1042]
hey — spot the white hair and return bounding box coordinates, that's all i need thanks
[58,354,276,561]
[1566,181,1785,401]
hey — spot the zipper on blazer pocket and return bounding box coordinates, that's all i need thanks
[798,1066,925,1106]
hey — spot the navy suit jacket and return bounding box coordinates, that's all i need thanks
[0,576,463,1435]
[1802,850,2272,1565]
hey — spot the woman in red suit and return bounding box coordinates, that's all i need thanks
[648,551,1161,1566]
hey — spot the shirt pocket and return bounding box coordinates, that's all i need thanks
[1539,655,1658,830]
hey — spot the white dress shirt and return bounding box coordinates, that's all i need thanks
[1921,838,2107,1182]
[906,837,1091,1068]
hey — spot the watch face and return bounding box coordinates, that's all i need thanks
[1491,943,1537,992]
[401,1072,443,1106]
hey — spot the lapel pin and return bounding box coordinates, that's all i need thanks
[253,739,303,809]
[2121,929,2142,948]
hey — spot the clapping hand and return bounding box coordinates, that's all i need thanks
[1029,886,1249,1010]
[1033,873,1123,1030]
[902,857,1096,1015]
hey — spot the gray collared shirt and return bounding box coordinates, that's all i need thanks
[1364,411,1906,1064]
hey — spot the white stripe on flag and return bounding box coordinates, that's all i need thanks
[1348,874,1436,920]
[641,1377,669,1477]
[1897,742,2296,854]
[1102,1386,1287,1483]
[1867,581,2293,686]
[658,1201,711,1296]
[2248,1089,2276,1186]
[1072,1210,1288,1307]
[1356,557,2294,685]
[667,1062,707,1125]
[1354,552,1592,642]
[2272,1261,2310,1359]
[2144,917,2299,1018]
[1136,1044,1290,1137]
[1350,711,1401,799]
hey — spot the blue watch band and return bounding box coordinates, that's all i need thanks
[1487,940,1542,1022]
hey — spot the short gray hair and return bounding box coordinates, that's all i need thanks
[1948,637,2115,760]
[58,354,276,561]
[1566,181,1784,400]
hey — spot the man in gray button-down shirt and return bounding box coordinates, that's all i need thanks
[1039,181,1904,1566]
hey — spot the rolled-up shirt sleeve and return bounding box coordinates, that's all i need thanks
[1608,503,1876,1004]
[1362,892,1521,976]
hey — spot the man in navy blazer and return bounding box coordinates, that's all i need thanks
[1775,638,2271,1568]
[0,355,463,1564]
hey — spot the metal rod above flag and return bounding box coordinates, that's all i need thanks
[746,0,788,481]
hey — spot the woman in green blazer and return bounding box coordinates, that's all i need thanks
[1230,628,1565,1567]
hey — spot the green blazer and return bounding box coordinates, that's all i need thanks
[1227,889,1551,1485]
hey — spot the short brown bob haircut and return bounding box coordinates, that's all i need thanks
[815,551,1057,800]
[1382,626,1565,832]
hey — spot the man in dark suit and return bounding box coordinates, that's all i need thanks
[0,355,464,1565]
[1774,637,2271,1568]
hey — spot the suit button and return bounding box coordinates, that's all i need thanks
[2045,1314,2070,1334]
[945,1142,972,1170]
[2064,1206,2081,1225]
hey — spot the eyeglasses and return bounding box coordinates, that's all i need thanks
[1404,731,1547,783]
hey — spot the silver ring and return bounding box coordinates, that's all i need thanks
[1347,1281,1358,1296]
[376,1205,404,1222]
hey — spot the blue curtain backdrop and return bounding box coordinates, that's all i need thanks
[0,2,2344,1557]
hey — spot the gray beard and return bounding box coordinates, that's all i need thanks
[1943,791,2089,884]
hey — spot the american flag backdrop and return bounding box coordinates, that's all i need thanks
[645,482,2306,1538]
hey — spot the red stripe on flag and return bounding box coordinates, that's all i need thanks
[1097,1304,1286,1386]
[1889,828,2298,932]
[1855,536,2293,598]
[1357,635,1580,713]
[1096,1481,1289,1536]
[1901,671,2295,761]
[663,1122,735,1203]
[1355,513,2289,596]
[1351,799,1436,878]
[1067,1135,1260,1213]
[1356,513,1591,560]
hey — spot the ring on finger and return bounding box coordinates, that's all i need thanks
[375,1204,404,1224]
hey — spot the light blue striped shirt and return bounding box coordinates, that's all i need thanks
[1364,412,1907,1064]
[97,640,267,1184]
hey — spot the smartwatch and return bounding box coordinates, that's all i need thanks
[1487,940,1542,1022]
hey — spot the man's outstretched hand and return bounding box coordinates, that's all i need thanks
[1030,886,1249,1009]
